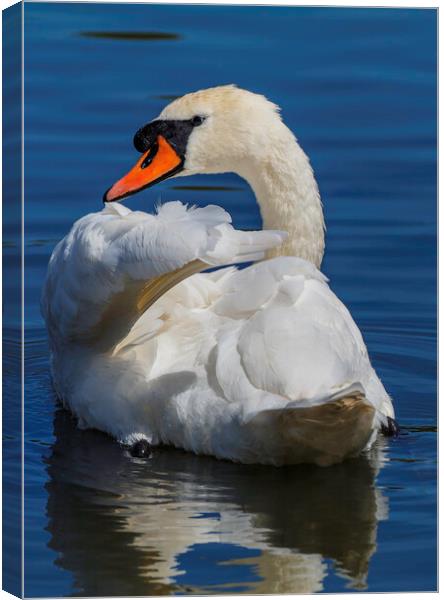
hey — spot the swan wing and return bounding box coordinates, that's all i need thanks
[42,201,286,342]
[213,257,393,421]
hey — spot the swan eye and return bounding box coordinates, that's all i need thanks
[191,115,205,126]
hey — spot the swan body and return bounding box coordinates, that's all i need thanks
[42,85,395,466]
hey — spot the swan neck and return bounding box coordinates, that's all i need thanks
[241,132,325,268]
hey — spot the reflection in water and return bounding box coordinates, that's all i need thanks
[80,31,181,41]
[45,409,388,595]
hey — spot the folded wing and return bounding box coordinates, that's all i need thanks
[41,201,286,347]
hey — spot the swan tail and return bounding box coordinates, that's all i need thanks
[247,384,376,467]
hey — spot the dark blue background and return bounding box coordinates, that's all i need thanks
[12,3,437,595]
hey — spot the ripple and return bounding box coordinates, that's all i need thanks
[80,31,181,41]
[404,425,437,434]
[155,94,181,101]
[26,239,59,247]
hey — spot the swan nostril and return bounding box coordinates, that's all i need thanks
[140,140,159,169]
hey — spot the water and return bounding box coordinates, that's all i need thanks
[6,2,437,595]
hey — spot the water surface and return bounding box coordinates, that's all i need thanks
[15,3,438,595]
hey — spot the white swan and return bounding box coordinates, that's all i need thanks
[42,85,396,466]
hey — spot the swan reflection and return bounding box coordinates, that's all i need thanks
[45,409,388,595]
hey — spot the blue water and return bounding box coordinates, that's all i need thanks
[8,2,438,595]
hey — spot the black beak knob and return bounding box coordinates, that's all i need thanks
[133,125,155,153]
[133,120,163,153]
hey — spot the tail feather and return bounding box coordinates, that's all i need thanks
[247,387,376,467]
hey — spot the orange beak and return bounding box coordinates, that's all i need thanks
[104,135,183,202]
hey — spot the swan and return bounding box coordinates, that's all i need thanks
[42,85,397,466]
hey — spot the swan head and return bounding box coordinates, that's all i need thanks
[104,85,285,202]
